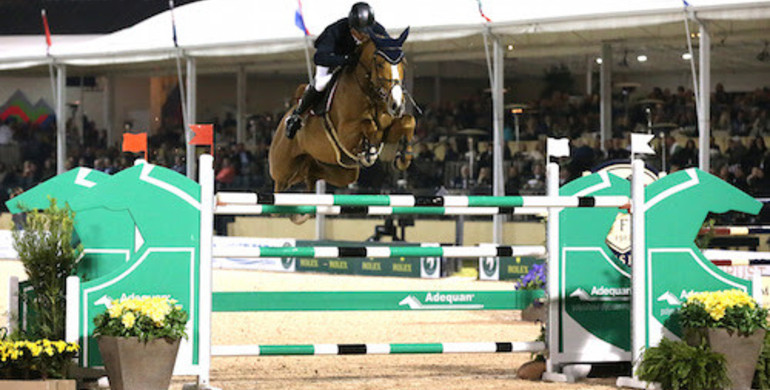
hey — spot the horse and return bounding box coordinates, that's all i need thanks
[269,28,415,223]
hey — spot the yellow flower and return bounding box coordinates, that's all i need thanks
[122,312,137,329]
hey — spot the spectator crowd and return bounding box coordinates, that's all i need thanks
[2,83,770,215]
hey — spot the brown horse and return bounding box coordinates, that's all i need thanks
[269,28,415,221]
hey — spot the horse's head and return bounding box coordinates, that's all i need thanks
[359,27,409,118]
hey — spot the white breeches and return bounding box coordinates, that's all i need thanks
[314,66,333,91]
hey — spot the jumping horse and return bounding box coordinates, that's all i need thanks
[269,28,415,223]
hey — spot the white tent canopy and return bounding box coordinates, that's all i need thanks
[1,0,769,72]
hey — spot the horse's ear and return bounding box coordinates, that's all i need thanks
[396,27,410,46]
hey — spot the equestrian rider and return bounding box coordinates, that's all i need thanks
[285,2,386,139]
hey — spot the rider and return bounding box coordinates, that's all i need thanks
[285,2,387,139]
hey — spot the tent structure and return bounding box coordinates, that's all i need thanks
[1,0,769,243]
[1,0,769,386]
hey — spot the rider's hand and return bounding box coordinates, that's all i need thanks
[343,55,357,66]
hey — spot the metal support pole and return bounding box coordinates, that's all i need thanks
[102,75,114,148]
[545,162,560,374]
[630,159,646,375]
[698,24,711,172]
[491,37,505,244]
[600,43,612,152]
[315,180,326,240]
[236,66,246,144]
[198,154,214,386]
[185,58,197,179]
[586,55,593,96]
[56,64,67,174]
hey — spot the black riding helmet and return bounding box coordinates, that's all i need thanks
[348,2,375,31]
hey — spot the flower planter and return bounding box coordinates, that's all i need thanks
[97,336,180,390]
[0,380,76,390]
[707,328,766,390]
[521,303,547,322]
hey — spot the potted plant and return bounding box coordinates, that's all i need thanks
[3,199,81,389]
[515,263,546,322]
[11,199,81,341]
[92,295,188,390]
[678,289,768,390]
[637,337,729,390]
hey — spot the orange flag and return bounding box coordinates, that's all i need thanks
[189,124,213,145]
[122,132,147,155]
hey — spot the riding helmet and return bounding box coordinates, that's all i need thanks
[348,2,375,31]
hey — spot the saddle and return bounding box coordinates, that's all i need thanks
[309,70,343,117]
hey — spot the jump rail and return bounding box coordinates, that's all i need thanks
[215,204,547,216]
[216,192,629,208]
[212,341,545,357]
[212,245,546,259]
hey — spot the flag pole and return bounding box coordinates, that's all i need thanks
[296,0,313,84]
[42,10,57,110]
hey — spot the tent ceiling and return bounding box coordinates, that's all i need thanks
[0,0,768,80]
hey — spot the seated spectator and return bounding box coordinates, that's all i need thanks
[0,120,13,145]
[748,167,770,196]
[451,164,474,190]
[671,139,697,168]
[215,157,237,189]
[505,165,523,195]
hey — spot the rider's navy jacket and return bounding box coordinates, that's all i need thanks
[313,18,386,68]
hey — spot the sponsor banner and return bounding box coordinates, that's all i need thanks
[0,230,17,259]
[479,256,543,281]
[211,237,443,279]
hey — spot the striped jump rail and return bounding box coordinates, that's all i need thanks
[212,341,545,357]
[212,245,546,259]
[216,192,629,208]
[215,204,547,216]
[711,259,770,266]
[699,226,770,236]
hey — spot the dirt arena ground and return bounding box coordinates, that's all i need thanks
[169,269,619,390]
[2,260,620,389]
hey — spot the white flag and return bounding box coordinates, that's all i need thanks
[631,133,656,155]
[547,138,570,158]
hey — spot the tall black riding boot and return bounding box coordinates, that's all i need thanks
[285,86,322,139]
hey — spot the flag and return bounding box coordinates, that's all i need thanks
[41,10,52,48]
[294,0,310,36]
[631,133,656,155]
[547,138,570,158]
[168,0,179,47]
[122,133,147,155]
[476,0,492,23]
[189,124,213,145]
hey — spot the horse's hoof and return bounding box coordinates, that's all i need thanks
[394,157,411,171]
[290,213,312,225]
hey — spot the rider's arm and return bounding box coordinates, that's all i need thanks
[313,20,350,68]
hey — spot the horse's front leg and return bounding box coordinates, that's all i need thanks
[386,115,415,171]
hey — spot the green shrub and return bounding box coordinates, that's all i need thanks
[11,198,82,340]
[637,338,729,390]
[754,332,770,389]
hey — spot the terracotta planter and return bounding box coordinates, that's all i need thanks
[97,336,180,390]
[521,303,547,322]
[0,379,76,390]
[707,328,766,390]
